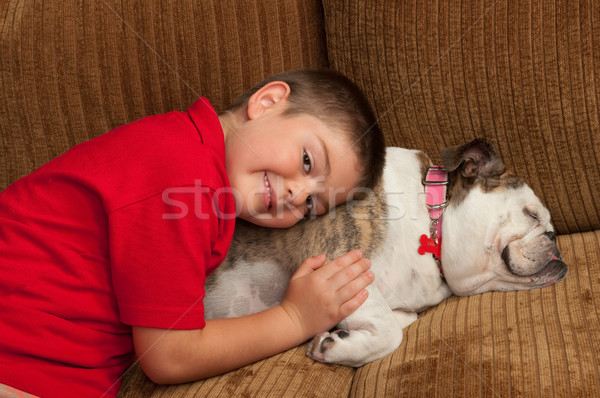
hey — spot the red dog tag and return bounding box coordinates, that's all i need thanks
[418,234,441,258]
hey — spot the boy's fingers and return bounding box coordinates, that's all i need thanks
[328,256,372,289]
[336,270,375,304]
[292,254,327,278]
[319,249,364,279]
[339,288,370,318]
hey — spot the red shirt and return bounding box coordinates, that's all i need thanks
[0,98,235,397]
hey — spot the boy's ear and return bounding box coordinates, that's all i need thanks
[247,81,291,120]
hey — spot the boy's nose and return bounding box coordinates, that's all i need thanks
[286,180,311,207]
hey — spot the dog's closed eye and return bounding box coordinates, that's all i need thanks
[523,207,539,221]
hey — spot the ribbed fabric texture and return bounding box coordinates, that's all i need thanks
[0,0,327,189]
[121,232,600,397]
[321,4,600,394]
[351,231,600,397]
[323,0,600,235]
[118,345,354,397]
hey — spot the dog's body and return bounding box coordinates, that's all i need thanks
[204,140,567,366]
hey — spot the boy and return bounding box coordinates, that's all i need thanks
[0,69,385,397]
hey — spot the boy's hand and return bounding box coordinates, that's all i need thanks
[133,250,373,383]
[280,250,374,340]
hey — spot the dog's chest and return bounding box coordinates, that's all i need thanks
[372,148,451,311]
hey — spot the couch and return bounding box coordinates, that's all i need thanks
[1,0,599,396]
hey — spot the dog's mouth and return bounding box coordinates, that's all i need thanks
[537,257,569,287]
[502,245,568,286]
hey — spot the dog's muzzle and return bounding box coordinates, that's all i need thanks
[501,240,568,287]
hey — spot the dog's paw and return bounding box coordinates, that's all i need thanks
[306,329,352,363]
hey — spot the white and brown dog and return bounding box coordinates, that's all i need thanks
[204,139,567,366]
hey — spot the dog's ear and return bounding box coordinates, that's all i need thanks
[440,139,505,180]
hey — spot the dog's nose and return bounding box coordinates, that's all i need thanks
[544,231,556,242]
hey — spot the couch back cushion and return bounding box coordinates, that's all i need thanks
[0,0,327,188]
[323,0,600,235]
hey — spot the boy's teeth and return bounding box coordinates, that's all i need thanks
[264,174,271,207]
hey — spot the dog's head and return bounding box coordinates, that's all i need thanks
[439,139,568,296]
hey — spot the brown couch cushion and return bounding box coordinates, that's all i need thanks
[324,1,600,396]
[118,344,354,397]
[1,1,330,395]
[117,232,600,397]
[350,231,600,397]
[0,0,327,189]
[323,0,600,235]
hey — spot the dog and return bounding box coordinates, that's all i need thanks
[204,139,568,366]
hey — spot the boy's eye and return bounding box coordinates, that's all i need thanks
[305,196,316,218]
[302,151,311,173]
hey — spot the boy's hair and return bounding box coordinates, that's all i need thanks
[226,69,385,196]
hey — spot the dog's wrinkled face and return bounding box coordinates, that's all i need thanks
[439,140,568,296]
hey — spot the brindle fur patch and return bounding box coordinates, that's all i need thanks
[206,180,387,289]
[447,170,526,207]
[440,139,526,207]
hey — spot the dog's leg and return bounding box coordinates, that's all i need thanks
[306,284,414,366]
[393,309,418,328]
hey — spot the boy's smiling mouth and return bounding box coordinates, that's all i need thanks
[264,172,272,210]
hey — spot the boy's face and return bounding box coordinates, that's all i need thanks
[224,110,361,228]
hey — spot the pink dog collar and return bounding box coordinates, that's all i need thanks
[418,166,448,277]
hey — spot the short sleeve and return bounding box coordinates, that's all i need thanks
[109,188,222,330]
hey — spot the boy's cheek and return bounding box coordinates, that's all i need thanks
[240,212,302,229]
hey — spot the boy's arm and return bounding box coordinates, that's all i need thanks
[132,250,373,384]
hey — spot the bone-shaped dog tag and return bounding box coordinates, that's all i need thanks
[418,234,441,258]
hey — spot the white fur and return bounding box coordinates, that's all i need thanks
[206,146,567,366]
[204,260,287,319]
[306,148,452,365]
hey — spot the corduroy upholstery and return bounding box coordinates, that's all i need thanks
[323,0,600,236]
[1,0,598,397]
[0,0,327,189]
